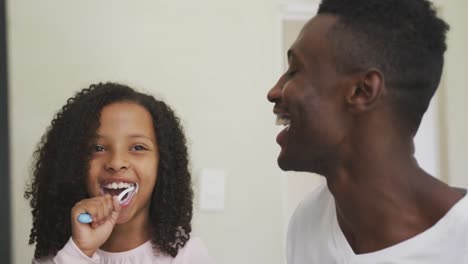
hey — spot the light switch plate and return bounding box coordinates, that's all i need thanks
[199,168,226,211]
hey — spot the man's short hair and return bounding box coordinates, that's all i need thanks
[317,0,449,133]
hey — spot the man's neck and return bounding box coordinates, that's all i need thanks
[326,152,464,254]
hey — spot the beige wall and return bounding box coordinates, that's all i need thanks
[8,0,284,263]
[440,1,468,187]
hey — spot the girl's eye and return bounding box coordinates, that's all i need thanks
[131,145,147,151]
[94,145,105,152]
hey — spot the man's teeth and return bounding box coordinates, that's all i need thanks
[276,115,291,127]
[103,182,135,189]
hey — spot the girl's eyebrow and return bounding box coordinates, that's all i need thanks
[96,134,155,142]
[128,134,155,142]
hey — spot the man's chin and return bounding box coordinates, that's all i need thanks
[278,159,303,172]
[277,150,318,173]
[277,152,294,171]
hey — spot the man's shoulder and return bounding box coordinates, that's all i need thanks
[288,181,334,234]
[295,182,331,217]
[286,181,337,263]
[448,191,468,226]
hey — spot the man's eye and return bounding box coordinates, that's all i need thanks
[94,145,105,152]
[131,145,147,151]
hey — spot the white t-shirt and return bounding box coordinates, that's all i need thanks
[287,182,468,264]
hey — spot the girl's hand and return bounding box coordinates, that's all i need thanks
[71,194,121,257]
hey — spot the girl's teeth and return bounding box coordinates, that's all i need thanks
[103,182,134,189]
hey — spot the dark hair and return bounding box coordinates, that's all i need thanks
[25,82,193,258]
[317,0,449,133]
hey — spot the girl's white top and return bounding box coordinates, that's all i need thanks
[33,236,214,264]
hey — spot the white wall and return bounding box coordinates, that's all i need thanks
[440,0,468,187]
[7,1,284,263]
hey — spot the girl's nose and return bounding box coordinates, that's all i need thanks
[105,152,130,172]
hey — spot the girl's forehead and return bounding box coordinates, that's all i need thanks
[97,102,156,140]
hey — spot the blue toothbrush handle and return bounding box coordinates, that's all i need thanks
[77,213,93,223]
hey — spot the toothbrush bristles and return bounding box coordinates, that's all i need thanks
[117,185,135,203]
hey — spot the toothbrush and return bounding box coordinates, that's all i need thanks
[77,185,136,224]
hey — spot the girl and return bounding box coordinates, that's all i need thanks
[25,82,213,263]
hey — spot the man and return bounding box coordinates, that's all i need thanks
[267,0,468,263]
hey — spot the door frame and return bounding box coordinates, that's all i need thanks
[1,0,11,262]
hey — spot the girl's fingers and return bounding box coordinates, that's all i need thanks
[112,196,121,212]
[105,195,114,215]
[91,221,99,229]
[96,197,107,221]
[73,195,115,223]
[71,195,119,256]
[107,196,121,224]
[89,218,107,229]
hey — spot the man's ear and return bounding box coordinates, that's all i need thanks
[346,69,384,113]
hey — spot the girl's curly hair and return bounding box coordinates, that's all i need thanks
[24,82,193,258]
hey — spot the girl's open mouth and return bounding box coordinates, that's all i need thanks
[100,181,138,207]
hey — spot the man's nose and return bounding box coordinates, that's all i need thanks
[267,80,282,103]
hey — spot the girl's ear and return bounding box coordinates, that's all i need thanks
[346,69,385,113]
